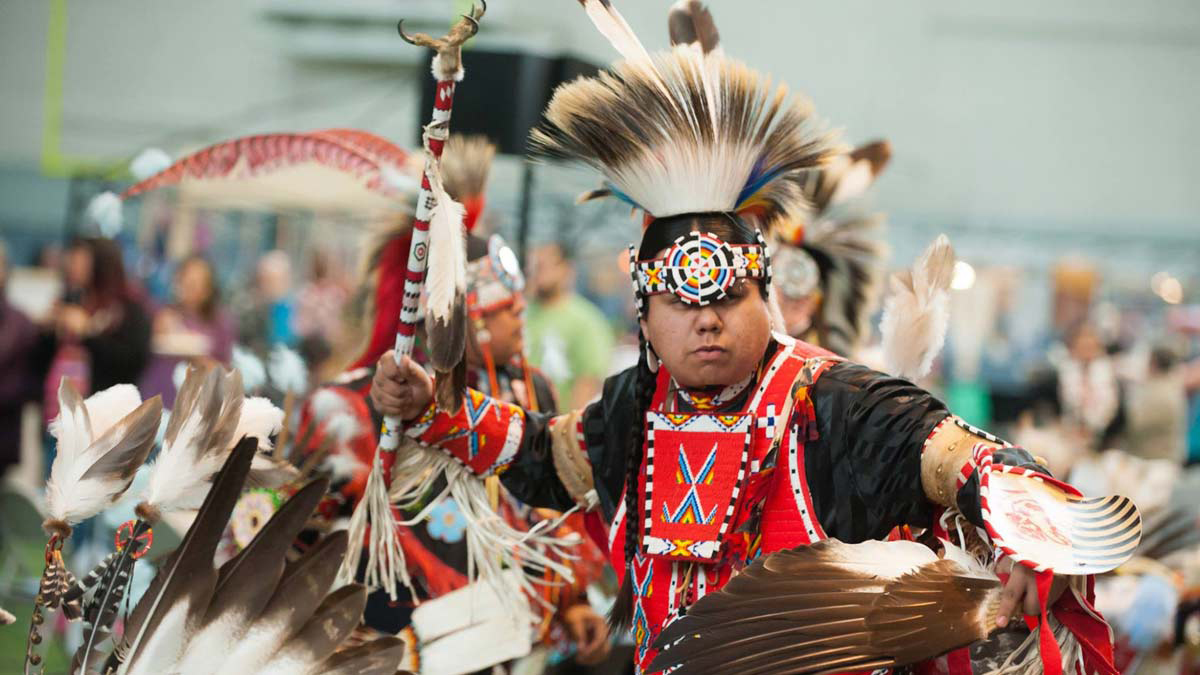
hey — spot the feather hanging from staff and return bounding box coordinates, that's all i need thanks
[880,234,955,380]
[649,538,1009,675]
[105,437,410,675]
[667,0,721,54]
[44,381,163,538]
[424,159,469,411]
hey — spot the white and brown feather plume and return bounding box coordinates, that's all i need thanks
[649,539,1002,675]
[44,380,162,535]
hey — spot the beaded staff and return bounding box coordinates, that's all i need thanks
[338,1,486,600]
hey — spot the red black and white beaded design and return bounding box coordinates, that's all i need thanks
[629,230,772,315]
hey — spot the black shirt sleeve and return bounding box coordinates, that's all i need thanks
[496,366,637,521]
[804,362,950,542]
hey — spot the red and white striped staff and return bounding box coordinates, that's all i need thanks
[339,1,487,600]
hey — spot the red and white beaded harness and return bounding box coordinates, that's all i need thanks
[607,335,841,670]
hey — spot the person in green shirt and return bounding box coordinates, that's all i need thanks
[525,242,614,409]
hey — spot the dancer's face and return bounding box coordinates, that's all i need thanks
[642,278,772,388]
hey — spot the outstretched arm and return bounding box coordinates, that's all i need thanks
[371,351,602,512]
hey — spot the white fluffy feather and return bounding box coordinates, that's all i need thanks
[232,345,267,393]
[45,381,153,525]
[267,344,307,394]
[324,412,362,444]
[233,397,284,452]
[880,234,955,381]
[87,191,124,238]
[129,148,172,181]
[309,388,349,424]
[426,166,467,322]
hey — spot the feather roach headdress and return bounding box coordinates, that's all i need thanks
[531,12,839,237]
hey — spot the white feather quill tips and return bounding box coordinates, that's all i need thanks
[44,380,163,537]
[880,235,955,381]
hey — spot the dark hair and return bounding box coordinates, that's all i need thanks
[175,254,220,321]
[611,212,764,629]
[72,237,130,310]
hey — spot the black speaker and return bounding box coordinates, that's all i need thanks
[416,50,600,156]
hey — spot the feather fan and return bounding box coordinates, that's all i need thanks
[108,438,408,675]
[44,380,162,535]
[667,0,721,54]
[649,539,1003,675]
[880,234,955,380]
[531,46,839,235]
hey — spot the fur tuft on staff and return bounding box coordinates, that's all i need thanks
[880,234,955,380]
[531,47,839,235]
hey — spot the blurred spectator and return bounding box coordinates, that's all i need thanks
[236,249,296,353]
[1122,346,1188,462]
[36,237,152,396]
[0,241,39,476]
[295,248,348,344]
[525,242,614,409]
[1054,321,1119,446]
[140,255,235,407]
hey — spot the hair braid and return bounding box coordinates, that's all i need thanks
[608,327,658,631]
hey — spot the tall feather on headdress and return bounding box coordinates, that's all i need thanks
[880,234,955,380]
[531,46,839,234]
[667,0,721,55]
[44,381,162,536]
[106,438,408,675]
[649,539,1004,675]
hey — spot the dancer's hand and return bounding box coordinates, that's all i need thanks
[562,603,611,665]
[371,351,434,421]
[995,558,1067,627]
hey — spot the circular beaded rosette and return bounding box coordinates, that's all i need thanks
[231,489,284,549]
